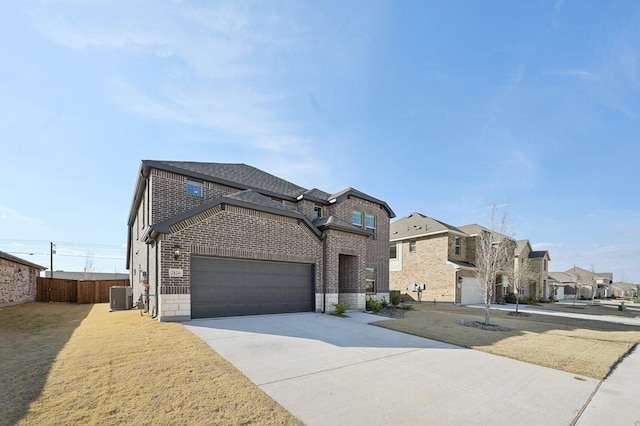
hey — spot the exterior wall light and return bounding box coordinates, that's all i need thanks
[173,244,181,260]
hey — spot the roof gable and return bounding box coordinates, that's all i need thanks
[391,212,465,241]
[148,190,321,239]
[313,215,372,236]
[0,250,46,270]
[328,187,395,218]
[145,160,307,199]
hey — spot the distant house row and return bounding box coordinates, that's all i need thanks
[389,212,638,303]
[548,266,638,299]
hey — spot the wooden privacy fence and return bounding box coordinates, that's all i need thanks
[37,278,130,304]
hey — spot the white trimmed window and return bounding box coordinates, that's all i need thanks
[187,181,203,197]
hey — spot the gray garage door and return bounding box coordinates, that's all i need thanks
[190,256,314,318]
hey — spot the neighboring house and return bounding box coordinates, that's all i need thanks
[513,240,551,300]
[565,266,613,299]
[127,160,394,321]
[388,213,519,305]
[44,271,129,280]
[610,282,638,298]
[547,272,576,301]
[0,251,46,306]
[550,267,614,299]
[389,212,473,303]
[457,224,517,304]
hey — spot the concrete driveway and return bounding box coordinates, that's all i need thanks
[184,312,602,425]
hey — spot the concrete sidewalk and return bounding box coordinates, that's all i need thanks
[576,345,640,425]
[185,312,606,425]
[468,303,640,327]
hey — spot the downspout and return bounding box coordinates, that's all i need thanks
[322,233,327,313]
[153,241,159,318]
[145,238,150,313]
[453,268,460,306]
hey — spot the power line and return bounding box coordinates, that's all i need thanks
[6,251,125,260]
[0,238,124,249]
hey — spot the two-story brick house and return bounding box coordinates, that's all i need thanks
[389,213,482,304]
[389,213,521,305]
[514,240,551,300]
[127,160,394,321]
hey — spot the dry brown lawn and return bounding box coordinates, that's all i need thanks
[0,303,302,426]
[373,304,640,380]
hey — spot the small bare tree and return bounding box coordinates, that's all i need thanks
[476,204,514,326]
[571,268,581,306]
[84,251,95,280]
[505,256,536,314]
[590,264,598,305]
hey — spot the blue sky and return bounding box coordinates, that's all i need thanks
[1,1,639,282]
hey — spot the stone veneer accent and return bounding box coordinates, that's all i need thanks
[158,293,191,322]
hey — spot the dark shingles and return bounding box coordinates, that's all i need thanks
[148,160,308,198]
[391,212,466,240]
[528,251,548,259]
[226,190,295,213]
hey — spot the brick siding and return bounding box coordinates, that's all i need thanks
[130,165,392,319]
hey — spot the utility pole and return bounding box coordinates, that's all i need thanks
[50,242,55,279]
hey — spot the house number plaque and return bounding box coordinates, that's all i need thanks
[168,268,184,278]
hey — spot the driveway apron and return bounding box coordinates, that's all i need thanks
[184,312,602,425]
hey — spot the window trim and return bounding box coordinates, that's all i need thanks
[352,211,363,227]
[365,214,376,240]
[365,267,376,293]
[455,237,461,255]
[187,181,203,197]
[313,205,323,219]
[389,242,398,260]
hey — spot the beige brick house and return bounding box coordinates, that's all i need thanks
[127,160,394,321]
[389,213,483,304]
[514,240,551,299]
[390,213,535,305]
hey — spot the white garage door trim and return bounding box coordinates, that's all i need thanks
[461,277,485,305]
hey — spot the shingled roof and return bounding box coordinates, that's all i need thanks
[145,160,307,199]
[390,212,466,241]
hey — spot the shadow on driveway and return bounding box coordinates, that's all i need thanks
[185,312,599,426]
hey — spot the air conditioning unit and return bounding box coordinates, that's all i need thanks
[110,286,133,311]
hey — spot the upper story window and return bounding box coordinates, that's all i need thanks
[366,214,376,240]
[409,240,416,253]
[389,243,398,259]
[187,181,203,197]
[455,237,461,255]
[352,211,363,227]
[313,205,323,219]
